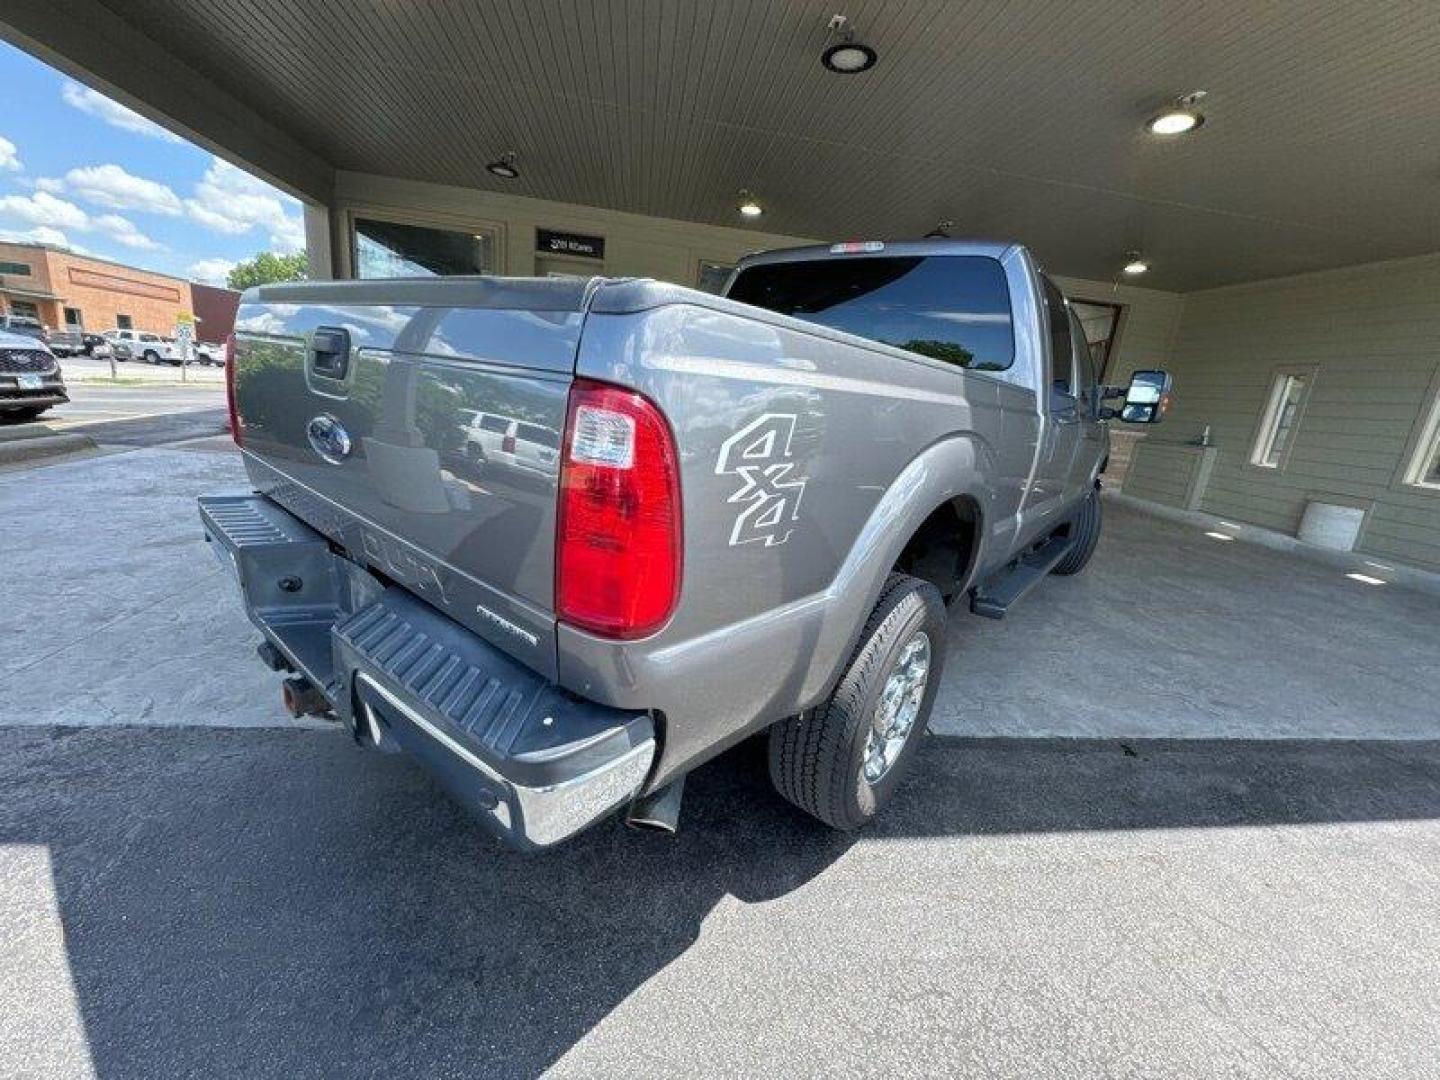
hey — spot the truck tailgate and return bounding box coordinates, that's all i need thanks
[231,276,592,677]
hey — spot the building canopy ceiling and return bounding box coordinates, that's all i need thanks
[7,0,1440,290]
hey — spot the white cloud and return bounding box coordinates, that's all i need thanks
[61,81,182,143]
[93,213,160,250]
[49,164,183,216]
[185,157,305,253]
[0,191,90,231]
[0,136,20,172]
[0,225,76,249]
[188,257,236,285]
[0,191,158,250]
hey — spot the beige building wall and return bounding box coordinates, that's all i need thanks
[327,172,816,286]
[1135,253,1440,572]
[324,171,1185,363]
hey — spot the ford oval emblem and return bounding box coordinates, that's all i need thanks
[306,414,352,463]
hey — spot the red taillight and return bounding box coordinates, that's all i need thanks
[556,379,682,639]
[502,429,517,454]
[224,333,242,446]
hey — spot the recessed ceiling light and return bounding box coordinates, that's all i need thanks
[1146,91,1207,136]
[485,151,520,180]
[737,191,763,217]
[1122,251,1149,275]
[822,15,877,74]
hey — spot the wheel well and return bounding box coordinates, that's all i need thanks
[893,497,982,600]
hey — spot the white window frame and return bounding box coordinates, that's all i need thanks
[1402,373,1440,491]
[1249,366,1316,471]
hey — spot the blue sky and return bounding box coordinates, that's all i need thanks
[0,40,303,285]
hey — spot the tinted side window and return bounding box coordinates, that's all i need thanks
[727,255,1014,371]
[1041,278,1073,398]
[518,423,559,449]
[479,415,510,434]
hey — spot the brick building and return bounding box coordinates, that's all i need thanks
[0,240,238,341]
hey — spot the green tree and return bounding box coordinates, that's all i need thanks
[227,251,308,291]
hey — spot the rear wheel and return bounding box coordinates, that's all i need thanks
[143,350,159,364]
[768,573,945,830]
[1052,489,1101,575]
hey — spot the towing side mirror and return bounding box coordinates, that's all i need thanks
[1102,369,1174,424]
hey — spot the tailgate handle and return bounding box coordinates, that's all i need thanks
[310,326,351,380]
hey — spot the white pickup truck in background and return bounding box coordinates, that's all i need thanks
[103,329,225,365]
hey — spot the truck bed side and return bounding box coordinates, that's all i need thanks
[558,275,1040,782]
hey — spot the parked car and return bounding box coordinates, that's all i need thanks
[457,410,560,476]
[0,329,68,421]
[0,314,48,344]
[200,239,1172,849]
[103,329,137,361]
[48,329,85,356]
[196,341,226,365]
[104,329,183,364]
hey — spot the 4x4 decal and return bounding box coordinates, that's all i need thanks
[715,413,808,546]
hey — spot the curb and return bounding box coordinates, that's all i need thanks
[0,425,98,465]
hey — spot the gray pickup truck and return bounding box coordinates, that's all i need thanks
[201,239,1171,848]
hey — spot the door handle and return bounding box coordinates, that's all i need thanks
[309,326,351,380]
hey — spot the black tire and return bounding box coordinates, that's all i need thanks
[3,406,47,422]
[768,573,946,830]
[1052,489,1102,575]
[143,350,159,364]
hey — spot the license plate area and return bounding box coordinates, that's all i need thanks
[17,374,43,390]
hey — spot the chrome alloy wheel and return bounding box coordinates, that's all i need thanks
[862,631,931,784]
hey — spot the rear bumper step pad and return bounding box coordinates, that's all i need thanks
[200,494,655,848]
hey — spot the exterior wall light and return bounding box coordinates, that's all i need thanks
[822,15,878,74]
[486,152,520,180]
[1146,91,1207,136]
[737,191,763,217]
[1122,252,1149,275]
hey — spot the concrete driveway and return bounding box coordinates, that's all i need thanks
[2,445,1435,738]
[2,444,1439,1077]
[4,728,1439,1078]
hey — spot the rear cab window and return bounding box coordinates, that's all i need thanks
[726,255,1014,372]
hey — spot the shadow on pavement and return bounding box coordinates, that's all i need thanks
[2,726,1439,1078]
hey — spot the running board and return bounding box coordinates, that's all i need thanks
[968,534,1074,619]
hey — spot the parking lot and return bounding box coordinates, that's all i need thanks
[1,414,1437,1077]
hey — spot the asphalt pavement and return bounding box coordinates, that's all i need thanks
[2,397,1439,1077]
[2,727,1438,1079]
[42,381,224,429]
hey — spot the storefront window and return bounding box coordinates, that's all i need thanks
[354,217,496,278]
